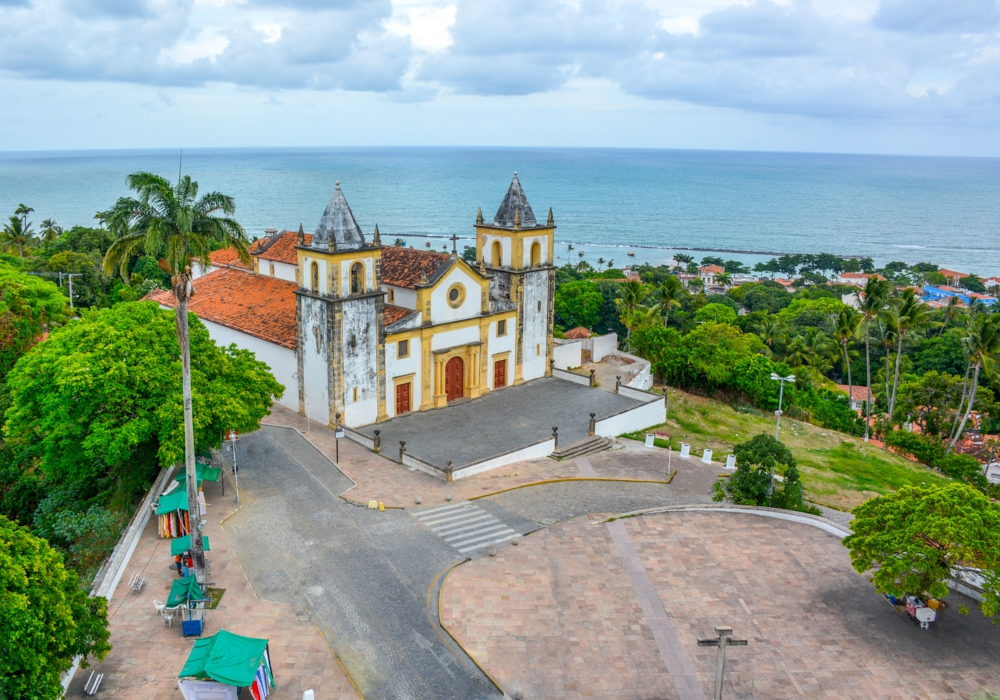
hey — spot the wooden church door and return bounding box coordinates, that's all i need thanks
[494,359,507,388]
[396,382,410,415]
[445,357,464,401]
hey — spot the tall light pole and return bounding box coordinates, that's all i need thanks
[769,372,795,442]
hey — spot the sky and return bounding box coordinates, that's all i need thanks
[1,0,999,155]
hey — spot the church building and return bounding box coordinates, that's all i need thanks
[151,174,556,429]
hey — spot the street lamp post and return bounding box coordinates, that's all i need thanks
[769,372,796,442]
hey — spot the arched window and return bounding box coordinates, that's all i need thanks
[491,240,502,267]
[350,262,364,294]
[530,242,542,267]
[310,262,319,293]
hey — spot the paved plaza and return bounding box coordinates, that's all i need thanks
[357,376,645,467]
[441,509,1000,700]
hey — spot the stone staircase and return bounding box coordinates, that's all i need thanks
[551,435,614,460]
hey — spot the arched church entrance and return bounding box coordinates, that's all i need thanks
[445,356,464,402]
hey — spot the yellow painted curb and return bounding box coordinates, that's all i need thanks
[437,563,506,695]
[468,476,673,501]
[340,494,405,509]
[315,617,366,700]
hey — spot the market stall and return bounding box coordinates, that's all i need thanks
[157,488,191,539]
[175,463,222,487]
[178,629,275,700]
[167,575,211,637]
[170,535,211,557]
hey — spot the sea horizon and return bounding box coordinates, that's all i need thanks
[3,145,999,275]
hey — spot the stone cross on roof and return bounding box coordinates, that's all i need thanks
[494,172,537,228]
[312,181,365,251]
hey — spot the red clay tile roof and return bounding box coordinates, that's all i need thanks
[699,264,724,274]
[835,384,871,402]
[939,268,968,280]
[563,326,592,339]
[206,247,252,270]
[255,230,312,264]
[384,304,416,326]
[381,246,449,289]
[839,273,886,281]
[146,268,298,349]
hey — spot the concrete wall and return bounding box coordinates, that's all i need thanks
[453,438,556,479]
[385,335,423,418]
[481,234,512,267]
[521,269,551,381]
[299,295,331,426]
[552,340,582,370]
[594,396,666,437]
[260,259,296,283]
[200,319,299,413]
[431,324,480,351]
[193,262,216,279]
[520,234,550,267]
[431,266,482,325]
[385,284,417,310]
[552,367,590,386]
[488,316,516,389]
[300,255,331,295]
[592,332,618,362]
[341,295,380,427]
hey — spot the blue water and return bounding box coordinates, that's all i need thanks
[1,147,999,274]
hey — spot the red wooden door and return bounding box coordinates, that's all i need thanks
[494,359,507,388]
[396,382,410,415]
[445,357,464,401]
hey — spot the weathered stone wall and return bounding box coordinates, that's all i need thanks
[520,268,551,381]
[299,294,331,426]
[341,295,380,426]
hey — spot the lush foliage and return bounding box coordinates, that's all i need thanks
[716,433,817,513]
[844,483,1000,620]
[0,265,71,377]
[0,515,111,699]
[554,280,603,330]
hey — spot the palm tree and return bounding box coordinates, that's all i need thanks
[615,280,650,349]
[607,259,614,270]
[14,203,33,231]
[938,296,963,334]
[101,171,249,585]
[597,257,605,268]
[673,253,693,267]
[886,290,938,421]
[567,243,574,255]
[859,278,890,440]
[657,275,686,327]
[1,215,36,261]
[834,307,862,409]
[716,271,732,288]
[753,315,786,351]
[949,313,1000,451]
[40,219,62,243]
[782,335,813,368]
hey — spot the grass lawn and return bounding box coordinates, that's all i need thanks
[638,387,950,510]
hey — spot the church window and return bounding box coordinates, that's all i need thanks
[491,240,502,267]
[270,263,275,276]
[537,343,541,356]
[310,262,319,293]
[353,387,358,402]
[387,288,395,303]
[446,283,466,309]
[530,242,542,267]
[497,319,507,337]
[398,339,409,358]
[537,300,541,312]
[350,262,364,294]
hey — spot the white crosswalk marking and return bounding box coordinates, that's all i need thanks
[413,503,519,554]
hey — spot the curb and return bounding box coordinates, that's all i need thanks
[602,503,853,538]
[467,476,674,501]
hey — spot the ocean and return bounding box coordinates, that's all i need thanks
[1,147,999,275]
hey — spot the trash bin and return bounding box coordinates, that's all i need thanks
[680,443,691,458]
[702,449,713,464]
[644,434,654,448]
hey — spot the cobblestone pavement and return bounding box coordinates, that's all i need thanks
[223,426,500,700]
[67,478,358,699]
[356,377,643,467]
[442,510,1000,700]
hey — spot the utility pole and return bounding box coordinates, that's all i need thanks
[769,372,795,443]
[697,626,747,700]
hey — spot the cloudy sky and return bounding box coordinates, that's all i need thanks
[1,0,998,155]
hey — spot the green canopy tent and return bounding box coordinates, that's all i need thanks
[170,534,211,557]
[167,574,207,608]
[180,629,275,689]
[156,488,188,515]
[175,463,222,487]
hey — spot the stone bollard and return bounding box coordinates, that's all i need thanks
[589,369,596,387]
[615,375,621,393]
[702,448,713,464]
[552,426,559,450]
[644,433,654,448]
[680,442,691,458]
[588,412,596,437]
[399,441,406,464]
[373,430,381,454]
[726,454,736,469]
[445,460,453,483]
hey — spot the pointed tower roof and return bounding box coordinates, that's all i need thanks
[494,172,537,228]
[312,182,365,251]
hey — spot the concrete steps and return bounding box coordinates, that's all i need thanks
[551,436,613,460]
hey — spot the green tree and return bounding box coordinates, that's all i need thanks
[960,275,987,294]
[656,275,686,327]
[99,172,250,584]
[834,307,862,402]
[844,483,1000,619]
[886,290,939,421]
[693,302,737,325]
[949,313,1000,451]
[718,433,810,511]
[554,279,603,331]
[672,253,693,267]
[461,246,477,265]
[1,215,36,261]
[5,301,283,486]
[614,279,650,348]
[742,284,791,314]
[0,265,71,378]
[683,322,763,388]
[860,277,891,440]
[39,219,62,243]
[0,515,111,699]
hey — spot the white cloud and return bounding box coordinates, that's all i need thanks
[384,2,456,52]
[159,30,230,64]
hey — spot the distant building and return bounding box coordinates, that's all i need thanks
[842,292,862,309]
[923,284,997,307]
[835,384,871,412]
[984,277,1000,289]
[698,264,725,287]
[563,326,593,340]
[838,272,886,287]
[938,269,969,285]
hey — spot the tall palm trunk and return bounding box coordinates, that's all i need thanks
[888,332,904,422]
[949,361,981,452]
[949,362,972,442]
[864,324,872,441]
[843,340,853,415]
[174,274,205,583]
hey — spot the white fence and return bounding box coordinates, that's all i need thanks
[594,395,666,438]
[552,340,583,369]
[552,367,591,386]
[452,438,557,480]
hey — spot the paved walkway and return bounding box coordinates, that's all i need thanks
[67,478,358,699]
[357,377,643,468]
[441,510,1000,700]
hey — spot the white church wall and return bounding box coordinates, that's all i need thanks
[520,269,551,381]
[192,263,216,280]
[260,260,296,283]
[300,255,330,295]
[488,318,516,389]
[386,311,422,333]
[431,267,482,325]
[481,235,511,268]
[521,235,549,267]
[198,319,299,413]
[552,340,582,370]
[386,336,422,417]
[299,297,331,426]
[431,325,480,352]
[341,296,380,427]
[337,257,374,294]
[384,285,417,310]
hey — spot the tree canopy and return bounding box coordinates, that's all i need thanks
[0,515,111,699]
[0,265,70,378]
[844,483,1000,619]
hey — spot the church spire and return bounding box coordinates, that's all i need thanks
[494,172,536,228]
[373,223,381,247]
[297,223,305,245]
[476,206,483,225]
[547,207,554,226]
[513,209,521,230]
